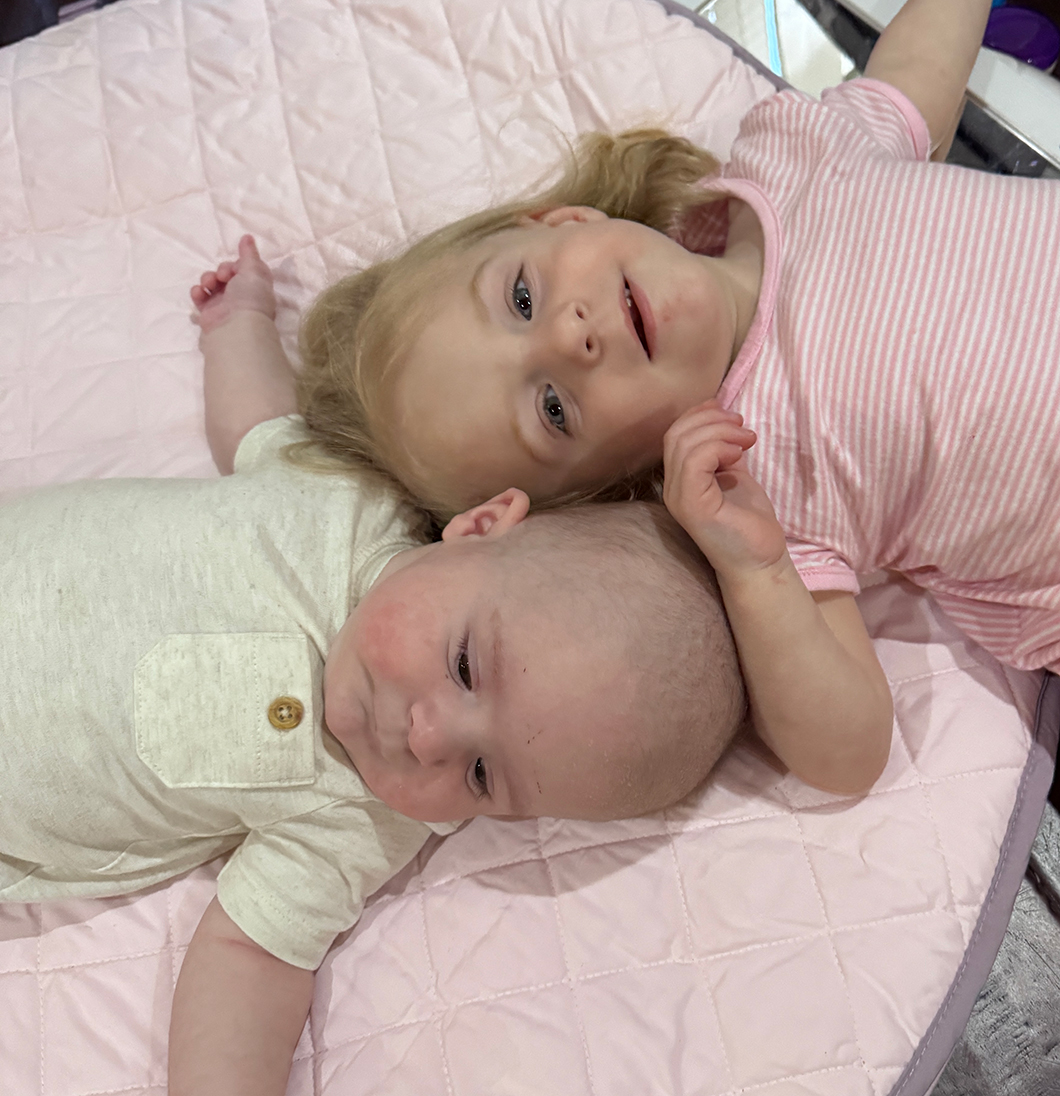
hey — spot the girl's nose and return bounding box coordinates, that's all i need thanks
[548,301,599,368]
[406,702,452,766]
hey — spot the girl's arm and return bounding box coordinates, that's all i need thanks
[663,403,893,796]
[863,0,992,158]
[168,896,314,1096]
[192,235,298,475]
[716,564,894,794]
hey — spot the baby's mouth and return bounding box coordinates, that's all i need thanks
[624,281,650,358]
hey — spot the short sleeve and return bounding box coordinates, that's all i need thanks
[216,799,431,969]
[786,539,861,596]
[818,78,931,163]
[232,415,310,474]
[728,78,930,188]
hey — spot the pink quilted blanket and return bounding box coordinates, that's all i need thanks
[0,1,1054,1094]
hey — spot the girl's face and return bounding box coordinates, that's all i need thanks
[391,207,741,508]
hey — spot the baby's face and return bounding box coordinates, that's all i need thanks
[323,526,640,822]
[391,208,737,508]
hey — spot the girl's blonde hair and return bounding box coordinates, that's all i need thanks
[296,128,722,518]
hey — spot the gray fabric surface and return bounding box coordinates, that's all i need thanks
[934,802,1060,1095]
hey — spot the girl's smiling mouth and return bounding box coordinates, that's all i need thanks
[623,278,653,359]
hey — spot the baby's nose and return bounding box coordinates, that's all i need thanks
[406,704,451,766]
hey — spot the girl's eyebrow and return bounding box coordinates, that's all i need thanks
[470,257,491,323]
[509,409,545,465]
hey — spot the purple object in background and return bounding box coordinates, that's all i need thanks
[984,5,1060,70]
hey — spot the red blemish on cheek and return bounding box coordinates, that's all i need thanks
[358,597,417,678]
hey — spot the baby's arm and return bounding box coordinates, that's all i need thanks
[169,896,314,1096]
[191,235,298,475]
[863,0,992,159]
[663,403,893,796]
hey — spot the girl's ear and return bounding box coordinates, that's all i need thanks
[524,205,609,228]
[441,488,531,542]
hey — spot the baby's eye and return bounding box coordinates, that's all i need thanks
[511,269,532,321]
[457,648,473,690]
[472,758,488,797]
[541,386,567,433]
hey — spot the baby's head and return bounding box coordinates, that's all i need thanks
[324,490,746,823]
[298,129,727,518]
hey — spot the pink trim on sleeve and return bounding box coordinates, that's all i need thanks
[797,566,862,596]
[845,76,932,161]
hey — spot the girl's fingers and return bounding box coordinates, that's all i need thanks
[191,236,268,307]
[665,422,756,468]
[683,440,748,477]
[674,416,754,443]
[667,400,744,432]
[685,422,755,449]
[665,443,749,510]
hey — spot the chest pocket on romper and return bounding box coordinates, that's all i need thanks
[135,634,317,788]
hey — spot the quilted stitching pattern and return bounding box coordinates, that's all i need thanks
[0,1,1038,1093]
[0,0,772,492]
[0,587,1036,1095]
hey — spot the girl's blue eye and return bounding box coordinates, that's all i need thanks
[511,270,532,320]
[457,648,472,690]
[473,758,488,795]
[542,386,566,433]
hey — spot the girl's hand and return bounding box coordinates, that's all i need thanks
[665,402,893,796]
[195,234,296,475]
[662,400,787,575]
[191,235,276,335]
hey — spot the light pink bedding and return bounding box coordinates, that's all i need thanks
[0,1,1053,1094]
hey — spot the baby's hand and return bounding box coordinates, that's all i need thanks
[662,400,787,575]
[191,234,276,335]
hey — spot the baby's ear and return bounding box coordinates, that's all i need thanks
[441,488,531,542]
[525,205,609,228]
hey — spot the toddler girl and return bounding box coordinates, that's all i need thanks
[292,0,1060,797]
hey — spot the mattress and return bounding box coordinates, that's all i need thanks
[0,1,1056,1093]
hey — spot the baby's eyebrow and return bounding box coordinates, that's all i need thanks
[484,606,508,696]
[484,611,534,819]
[502,777,531,819]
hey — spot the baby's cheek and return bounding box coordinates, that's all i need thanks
[357,598,421,677]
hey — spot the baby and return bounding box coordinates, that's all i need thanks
[281,0,1060,798]
[1,239,745,1096]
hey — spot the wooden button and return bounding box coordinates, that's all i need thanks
[268,696,304,731]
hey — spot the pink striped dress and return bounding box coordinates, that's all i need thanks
[679,78,1060,672]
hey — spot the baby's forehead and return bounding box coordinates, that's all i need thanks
[488,540,639,638]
